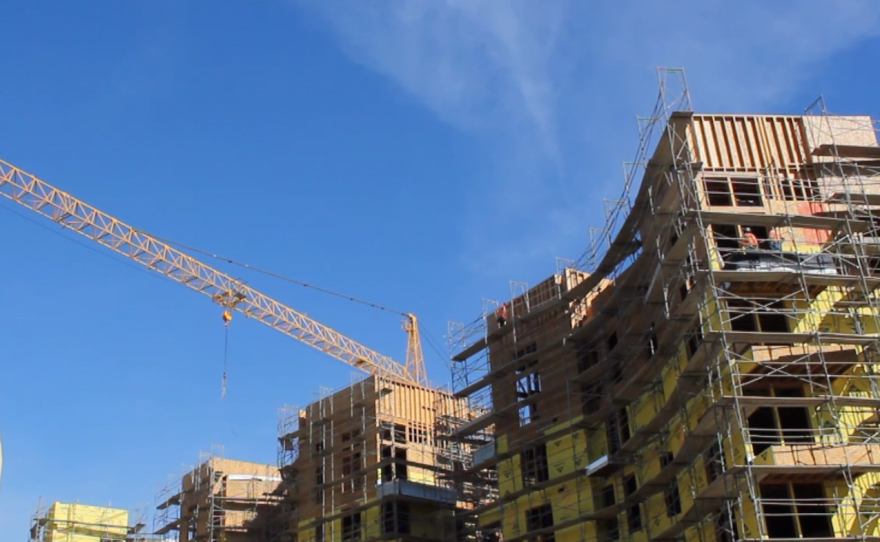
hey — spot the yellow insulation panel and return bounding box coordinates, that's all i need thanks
[43,502,128,542]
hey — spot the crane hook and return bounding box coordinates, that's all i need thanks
[222,309,233,327]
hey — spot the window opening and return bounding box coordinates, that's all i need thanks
[712,224,740,263]
[381,502,411,535]
[516,342,538,358]
[394,448,408,480]
[758,301,790,333]
[618,408,631,443]
[521,444,550,485]
[715,505,739,542]
[610,362,623,384]
[601,484,616,507]
[598,485,619,541]
[525,504,555,542]
[341,452,363,493]
[705,177,733,206]
[793,483,833,537]
[516,361,542,399]
[748,387,812,454]
[599,519,620,541]
[315,467,324,505]
[607,331,618,351]
[581,382,602,414]
[576,342,600,373]
[760,484,798,538]
[727,299,758,332]
[380,423,407,443]
[687,320,704,359]
[394,424,406,443]
[606,412,622,455]
[407,424,429,444]
[704,441,724,484]
[519,403,538,426]
[660,452,681,516]
[732,177,763,206]
[381,446,393,482]
[748,406,780,456]
[775,387,812,444]
[778,173,819,202]
[624,474,642,532]
[342,512,361,542]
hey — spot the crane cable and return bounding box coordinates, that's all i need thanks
[222,324,229,399]
[147,232,419,396]
[221,308,233,399]
[148,232,410,317]
[0,201,449,388]
[149,232,453,368]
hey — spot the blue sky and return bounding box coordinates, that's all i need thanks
[2,0,880,536]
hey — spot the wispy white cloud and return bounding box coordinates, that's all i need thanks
[295,1,568,163]
[591,1,880,109]
[293,0,880,281]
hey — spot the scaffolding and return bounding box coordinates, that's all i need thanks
[275,373,477,542]
[153,447,282,542]
[125,504,158,542]
[447,67,880,542]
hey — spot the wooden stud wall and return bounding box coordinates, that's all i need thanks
[177,457,281,542]
[285,375,464,539]
[689,115,809,171]
[456,112,880,542]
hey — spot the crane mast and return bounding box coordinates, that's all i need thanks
[0,158,427,387]
[403,313,426,386]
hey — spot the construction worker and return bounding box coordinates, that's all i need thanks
[768,228,783,251]
[496,303,509,327]
[739,227,759,252]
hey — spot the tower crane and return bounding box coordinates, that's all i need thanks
[0,158,428,388]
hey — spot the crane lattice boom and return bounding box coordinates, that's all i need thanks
[0,158,425,386]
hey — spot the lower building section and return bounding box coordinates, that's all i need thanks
[275,376,474,542]
[153,451,282,542]
[461,337,880,542]
[286,481,458,542]
[29,501,132,542]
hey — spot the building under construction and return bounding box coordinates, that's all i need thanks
[448,71,880,542]
[24,70,880,542]
[29,501,138,542]
[153,452,282,542]
[274,374,488,542]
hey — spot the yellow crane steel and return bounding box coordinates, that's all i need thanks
[0,158,427,387]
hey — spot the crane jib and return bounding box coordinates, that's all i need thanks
[0,158,425,386]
